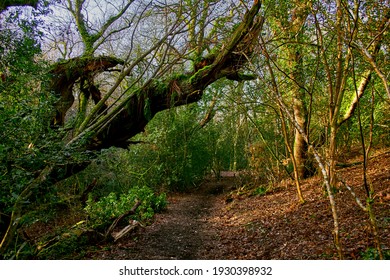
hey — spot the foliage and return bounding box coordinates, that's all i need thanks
[361,247,390,260]
[1,0,390,261]
[338,79,390,150]
[0,6,95,257]
[37,231,88,260]
[0,7,55,215]
[150,106,214,189]
[1,240,36,260]
[84,186,167,229]
[117,102,220,191]
[147,93,252,189]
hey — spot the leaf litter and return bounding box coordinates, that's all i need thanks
[85,149,390,259]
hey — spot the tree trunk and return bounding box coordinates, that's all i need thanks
[328,124,338,188]
[280,108,305,203]
[288,3,311,180]
[292,94,309,179]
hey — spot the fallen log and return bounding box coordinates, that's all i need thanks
[112,220,143,242]
[104,200,142,240]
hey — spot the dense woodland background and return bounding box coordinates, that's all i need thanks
[0,0,389,259]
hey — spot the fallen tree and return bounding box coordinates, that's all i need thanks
[0,0,264,256]
[35,199,142,259]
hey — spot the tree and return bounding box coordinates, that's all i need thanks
[0,0,264,255]
[267,0,312,181]
[313,0,389,189]
[254,0,390,259]
[0,1,56,257]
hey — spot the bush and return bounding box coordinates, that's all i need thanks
[84,186,167,229]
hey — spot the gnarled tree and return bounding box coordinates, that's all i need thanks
[0,0,264,255]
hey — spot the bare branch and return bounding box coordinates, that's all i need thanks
[352,41,390,99]
[338,177,367,211]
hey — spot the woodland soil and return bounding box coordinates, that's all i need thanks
[85,149,390,260]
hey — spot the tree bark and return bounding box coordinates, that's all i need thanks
[292,77,309,179]
[50,56,124,126]
[289,4,310,180]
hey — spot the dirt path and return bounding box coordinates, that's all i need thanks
[126,191,217,259]
[88,180,227,260]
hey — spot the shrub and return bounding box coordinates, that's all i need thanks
[84,186,167,229]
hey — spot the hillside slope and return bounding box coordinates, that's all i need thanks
[86,149,390,259]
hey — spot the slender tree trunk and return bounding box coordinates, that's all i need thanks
[288,3,311,180]
[352,56,384,259]
[258,33,305,202]
[0,165,54,255]
[280,108,305,203]
[289,44,309,180]
[292,95,309,179]
[328,124,338,188]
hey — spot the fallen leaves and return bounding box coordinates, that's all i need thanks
[85,149,390,260]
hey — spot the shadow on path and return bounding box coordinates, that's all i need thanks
[132,190,216,259]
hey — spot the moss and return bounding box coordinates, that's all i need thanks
[189,65,213,85]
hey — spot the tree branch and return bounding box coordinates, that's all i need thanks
[72,0,264,150]
[338,71,371,127]
[50,56,124,126]
[104,199,141,240]
[352,41,390,99]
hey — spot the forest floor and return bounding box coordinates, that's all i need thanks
[85,149,390,260]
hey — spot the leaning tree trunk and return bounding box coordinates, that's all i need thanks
[0,0,264,255]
